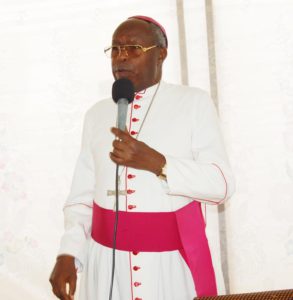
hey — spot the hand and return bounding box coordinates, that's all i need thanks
[49,255,77,300]
[110,127,166,175]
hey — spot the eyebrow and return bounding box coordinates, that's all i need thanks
[112,39,141,45]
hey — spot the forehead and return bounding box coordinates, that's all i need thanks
[112,19,155,44]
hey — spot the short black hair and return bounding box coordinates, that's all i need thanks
[148,21,168,48]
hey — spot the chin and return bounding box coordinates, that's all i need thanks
[113,74,137,90]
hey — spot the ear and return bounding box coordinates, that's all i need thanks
[158,47,167,63]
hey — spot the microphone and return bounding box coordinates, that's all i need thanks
[109,78,134,300]
[112,78,135,130]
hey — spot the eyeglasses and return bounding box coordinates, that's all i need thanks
[104,44,158,58]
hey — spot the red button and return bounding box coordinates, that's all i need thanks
[128,205,137,210]
[127,189,135,194]
[134,104,141,109]
[132,118,139,122]
[134,282,141,287]
[135,298,142,300]
[135,95,142,100]
[127,174,136,179]
[132,251,139,255]
[133,266,141,271]
[130,131,138,135]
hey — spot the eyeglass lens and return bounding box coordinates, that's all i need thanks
[110,45,142,58]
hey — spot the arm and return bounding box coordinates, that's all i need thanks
[165,93,234,204]
[110,92,234,205]
[50,110,95,299]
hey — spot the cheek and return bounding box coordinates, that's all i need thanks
[129,60,145,80]
[142,62,157,81]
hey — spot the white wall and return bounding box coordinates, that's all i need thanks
[213,0,293,292]
[0,1,292,299]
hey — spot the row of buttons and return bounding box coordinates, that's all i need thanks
[128,95,140,211]
[129,93,143,299]
[132,250,142,296]
[127,174,136,210]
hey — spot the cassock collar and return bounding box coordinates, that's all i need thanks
[135,82,162,101]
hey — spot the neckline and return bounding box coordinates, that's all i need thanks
[135,82,161,100]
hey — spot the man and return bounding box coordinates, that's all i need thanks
[50,16,234,300]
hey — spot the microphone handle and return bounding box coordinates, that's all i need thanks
[117,98,129,130]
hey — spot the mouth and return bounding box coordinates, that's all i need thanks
[113,67,133,78]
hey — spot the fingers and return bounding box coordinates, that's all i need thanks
[110,141,135,165]
[112,139,126,150]
[111,127,135,161]
[51,281,72,300]
[111,127,131,141]
[69,278,76,299]
[110,127,154,170]
[60,284,72,300]
[109,152,124,165]
[53,283,75,300]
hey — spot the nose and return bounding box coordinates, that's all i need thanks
[118,46,128,59]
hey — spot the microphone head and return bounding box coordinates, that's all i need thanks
[112,78,135,104]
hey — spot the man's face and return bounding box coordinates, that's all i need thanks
[111,19,167,92]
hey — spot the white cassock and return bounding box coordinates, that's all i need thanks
[58,81,235,300]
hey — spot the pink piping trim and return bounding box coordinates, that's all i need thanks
[127,102,134,298]
[192,163,228,204]
[125,100,134,211]
[125,167,134,298]
[63,203,93,210]
[211,163,228,204]
[129,96,133,130]
[169,163,228,205]
[128,252,134,300]
[125,168,129,211]
[136,89,146,95]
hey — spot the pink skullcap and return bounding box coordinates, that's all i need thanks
[128,15,168,48]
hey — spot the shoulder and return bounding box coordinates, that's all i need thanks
[159,82,214,111]
[161,82,209,96]
[84,97,115,122]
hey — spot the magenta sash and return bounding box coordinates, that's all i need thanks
[91,201,217,297]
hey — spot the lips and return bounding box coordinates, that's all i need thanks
[115,69,131,77]
[113,66,134,78]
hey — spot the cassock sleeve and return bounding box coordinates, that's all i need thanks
[57,109,95,268]
[165,92,235,205]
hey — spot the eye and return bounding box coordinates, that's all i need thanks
[126,45,142,56]
[111,46,119,54]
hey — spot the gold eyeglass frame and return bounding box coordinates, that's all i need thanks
[104,45,158,58]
